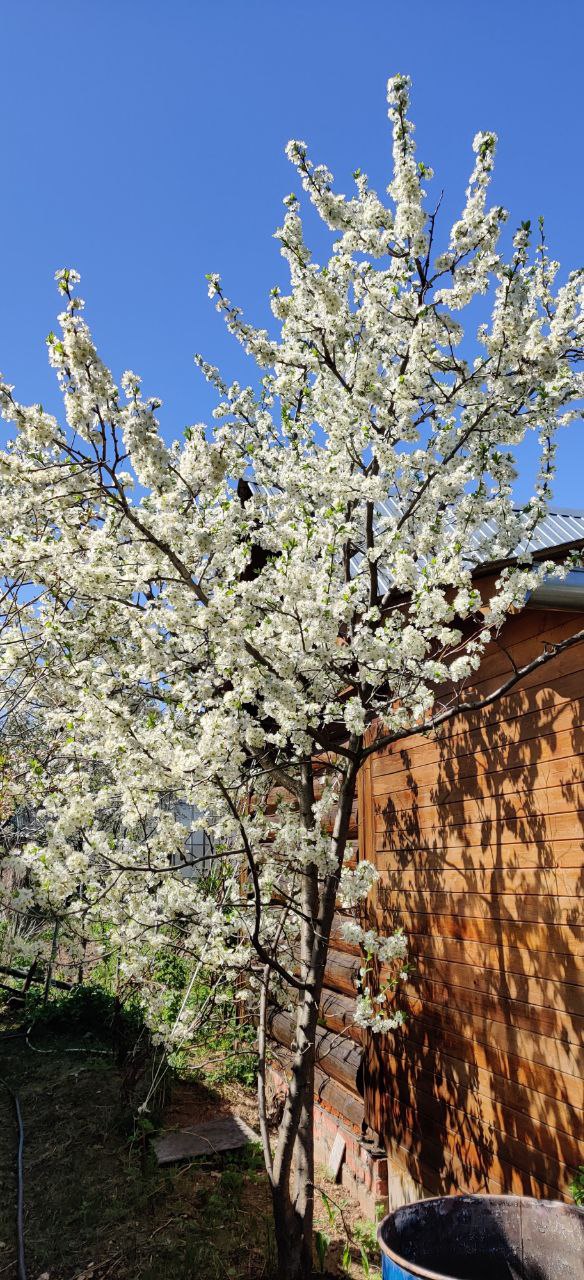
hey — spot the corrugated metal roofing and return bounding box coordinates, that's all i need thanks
[469,508,584,563]
[250,484,584,579]
[360,503,584,564]
[347,508,584,589]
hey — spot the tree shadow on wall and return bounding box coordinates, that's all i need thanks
[364,637,584,1201]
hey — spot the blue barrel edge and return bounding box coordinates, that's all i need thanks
[381,1253,412,1280]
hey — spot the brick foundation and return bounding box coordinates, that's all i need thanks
[313,1097,389,1216]
[267,1060,390,1217]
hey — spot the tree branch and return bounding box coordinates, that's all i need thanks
[362,625,584,760]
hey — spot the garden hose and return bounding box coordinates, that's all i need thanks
[0,1075,27,1280]
[0,1011,110,1280]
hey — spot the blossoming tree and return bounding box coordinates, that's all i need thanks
[1,76,583,1280]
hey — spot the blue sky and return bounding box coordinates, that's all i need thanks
[1,1,583,507]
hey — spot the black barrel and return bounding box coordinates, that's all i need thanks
[377,1194,584,1279]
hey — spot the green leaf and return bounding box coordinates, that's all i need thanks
[320,1190,336,1225]
[315,1231,330,1274]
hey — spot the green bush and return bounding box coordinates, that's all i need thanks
[24,982,144,1043]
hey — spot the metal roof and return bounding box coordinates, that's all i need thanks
[350,506,584,589]
[469,508,584,564]
[249,483,584,582]
[361,503,584,567]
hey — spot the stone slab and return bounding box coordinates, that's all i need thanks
[153,1114,260,1165]
[327,1131,346,1181]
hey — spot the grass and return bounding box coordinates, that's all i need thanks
[0,1010,274,1280]
[0,997,380,1280]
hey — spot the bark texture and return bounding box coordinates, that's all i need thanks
[268,760,359,1280]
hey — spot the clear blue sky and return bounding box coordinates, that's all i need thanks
[2,1,583,507]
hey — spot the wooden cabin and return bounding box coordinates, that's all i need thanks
[269,514,584,1211]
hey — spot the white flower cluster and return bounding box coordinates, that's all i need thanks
[354,993,406,1035]
[338,861,379,908]
[341,919,407,965]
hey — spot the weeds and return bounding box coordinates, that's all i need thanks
[1,986,378,1280]
[316,1188,382,1277]
[23,982,143,1043]
[570,1165,584,1205]
[315,1230,330,1273]
[190,995,257,1088]
[353,1218,380,1259]
[0,1024,274,1280]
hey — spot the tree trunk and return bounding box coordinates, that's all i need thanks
[271,991,319,1280]
[269,756,360,1280]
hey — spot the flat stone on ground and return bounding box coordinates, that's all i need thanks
[153,1114,260,1165]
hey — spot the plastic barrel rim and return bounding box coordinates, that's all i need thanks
[377,1193,584,1280]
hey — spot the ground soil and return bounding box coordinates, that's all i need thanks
[0,1014,379,1280]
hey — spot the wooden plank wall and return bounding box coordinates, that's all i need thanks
[361,606,584,1201]
[267,785,368,1134]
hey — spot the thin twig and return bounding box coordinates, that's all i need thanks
[148,1214,189,1240]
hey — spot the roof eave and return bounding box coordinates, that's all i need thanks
[469,536,584,582]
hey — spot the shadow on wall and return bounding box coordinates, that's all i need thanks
[363,622,584,1202]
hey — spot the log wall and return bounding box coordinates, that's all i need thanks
[360,606,584,1201]
[266,780,367,1139]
